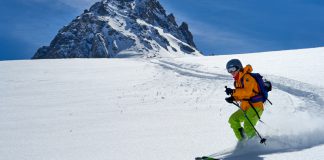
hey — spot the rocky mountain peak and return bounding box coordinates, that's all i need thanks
[32,0,201,59]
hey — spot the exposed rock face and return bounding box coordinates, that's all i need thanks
[32,0,201,59]
[179,22,196,48]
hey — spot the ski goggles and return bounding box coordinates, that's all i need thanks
[227,66,237,73]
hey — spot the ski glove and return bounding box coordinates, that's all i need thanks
[225,96,235,103]
[225,87,234,95]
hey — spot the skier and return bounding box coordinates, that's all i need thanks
[225,59,264,141]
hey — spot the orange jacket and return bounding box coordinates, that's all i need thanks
[232,65,264,111]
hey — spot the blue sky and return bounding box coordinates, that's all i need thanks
[1,0,324,60]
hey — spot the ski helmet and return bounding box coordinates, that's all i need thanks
[226,59,243,73]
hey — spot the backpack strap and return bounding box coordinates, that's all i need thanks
[252,89,273,105]
[239,73,248,88]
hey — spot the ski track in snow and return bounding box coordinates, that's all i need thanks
[269,75,324,112]
[151,60,230,81]
[152,59,324,159]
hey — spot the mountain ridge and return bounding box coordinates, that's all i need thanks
[32,0,202,59]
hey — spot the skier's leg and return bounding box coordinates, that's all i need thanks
[228,109,245,140]
[243,107,263,139]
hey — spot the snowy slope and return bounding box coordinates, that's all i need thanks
[1,47,324,160]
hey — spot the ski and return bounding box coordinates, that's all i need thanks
[195,156,221,160]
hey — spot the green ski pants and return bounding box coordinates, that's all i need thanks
[228,107,263,141]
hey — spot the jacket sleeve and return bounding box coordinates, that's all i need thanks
[233,74,256,100]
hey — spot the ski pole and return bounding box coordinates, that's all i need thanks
[231,101,267,145]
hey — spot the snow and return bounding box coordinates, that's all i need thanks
[136,18,201,57]
[1,47,324,160]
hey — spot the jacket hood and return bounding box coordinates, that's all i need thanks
[238,65,253,79]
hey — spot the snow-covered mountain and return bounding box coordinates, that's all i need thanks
[2,47,324,160]
[32,0,201,59]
